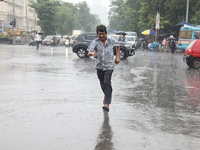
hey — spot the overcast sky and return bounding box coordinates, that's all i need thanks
[62,0,92,5]
[62,0,110,8]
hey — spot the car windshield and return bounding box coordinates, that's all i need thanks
[108,35,120,41]
[46,36,53,39]
[186,40,196,49]
[125,32,137,36]
[126,37,135,41]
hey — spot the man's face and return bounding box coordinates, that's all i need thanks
[97,31,107,42]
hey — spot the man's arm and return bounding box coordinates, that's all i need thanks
[87,40,98,58]
[115,46,120,64]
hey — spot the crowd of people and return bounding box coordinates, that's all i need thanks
[161,35,176,53]
[140,35,177,53]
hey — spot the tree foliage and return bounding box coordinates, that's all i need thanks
[74,2,100,32]
[108,0,200,35]
[28,0,59,35]
[28,0,100,35]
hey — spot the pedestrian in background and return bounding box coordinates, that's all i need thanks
[162,37,167,52]
[170,40,176,54]
[142,38,149,51]
[168,35,176,53]
[35,32,42,49]
[121,33,127,42]
[87,25,120,112]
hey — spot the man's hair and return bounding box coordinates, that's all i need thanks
[96,25,107,34]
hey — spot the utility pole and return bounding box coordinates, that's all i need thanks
[186,0,189,23]
[11,0,15,33]
[26,2,29,31]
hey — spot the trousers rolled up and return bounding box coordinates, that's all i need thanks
[97,69,113,104]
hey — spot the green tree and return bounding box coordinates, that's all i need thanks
[108,0,126,30]
[108,0,200,35]
[138,0,160,31]
[55,2,76,35]
[189,0,200,24]
[29,0,59,35]
[75,2,100,32]
[29,0,100,35]
[123,0,141,33]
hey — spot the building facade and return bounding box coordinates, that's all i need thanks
[0,0,40,32]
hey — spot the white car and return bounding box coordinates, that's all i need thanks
[107,34,122,41]
[125,36,138,49]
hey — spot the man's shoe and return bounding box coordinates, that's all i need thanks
[102,104,109,112]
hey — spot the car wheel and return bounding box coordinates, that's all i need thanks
[77,47,87,58]
[191,58,200,69]
[120,48,127,59]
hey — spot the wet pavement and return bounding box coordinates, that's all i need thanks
[0,45,200,150]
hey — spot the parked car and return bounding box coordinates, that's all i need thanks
[70,35,77,46]
[108,34,138,50]
[108,34,122,41]
[43,35,61,46]
[13,36,24,45]
[183,39,200,69]
[43,35,53,46]
[125,36,138,49]
[0,30,8,35]
[72,32,135,59]
[52,35,62,46]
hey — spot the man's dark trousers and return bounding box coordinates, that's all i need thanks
[97,69,113,104]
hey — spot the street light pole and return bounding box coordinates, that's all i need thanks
[186,0,189,23]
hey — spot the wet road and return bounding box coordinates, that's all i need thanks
[0,45,200,150]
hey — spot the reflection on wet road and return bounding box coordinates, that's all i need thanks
[95,112,113,150]
[0,45,200,150]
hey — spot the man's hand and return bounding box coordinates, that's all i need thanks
[88,51,98,58]
[115,58,120,64]
[92,52,98,58]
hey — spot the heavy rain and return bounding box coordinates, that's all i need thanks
[1,0,200,150]
[0,45,200,150]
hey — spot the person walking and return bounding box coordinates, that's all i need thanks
[162,37,167,52]
[170,40,176,54]
[142,38,149,51]
[35,32,42,49]
[87,25,120,112]
[168,35,176,53]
